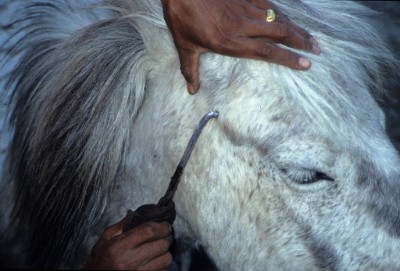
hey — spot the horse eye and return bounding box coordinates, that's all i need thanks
[280,168,334,184]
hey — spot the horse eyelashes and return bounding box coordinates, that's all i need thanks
[280,168,335,185]
[314,171,335,182]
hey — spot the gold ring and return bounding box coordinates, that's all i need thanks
[265,9,276,22]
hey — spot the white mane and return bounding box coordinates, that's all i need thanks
[114,0,394,125]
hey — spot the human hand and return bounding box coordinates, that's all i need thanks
[83,216,173,270]
[161,0,320,94]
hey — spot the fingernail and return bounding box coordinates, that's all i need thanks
[312,44,320,55]
[299,57,311,69]
[310,37,319,47]
[310,37,320,55]
[187,83,195,95]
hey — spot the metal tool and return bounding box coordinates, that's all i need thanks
[123,111,219,232]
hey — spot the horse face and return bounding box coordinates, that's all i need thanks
[158,56,400,270]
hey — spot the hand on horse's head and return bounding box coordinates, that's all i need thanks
[83,214,173,270]
[161,0,320,94]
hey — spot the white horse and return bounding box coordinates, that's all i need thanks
[1,0,400,270]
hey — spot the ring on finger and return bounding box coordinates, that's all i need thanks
[265,9,276,22]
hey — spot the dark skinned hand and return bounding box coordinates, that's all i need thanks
[83,215,173,270]
[161,0,320,94]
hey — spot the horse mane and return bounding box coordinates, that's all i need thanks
[2,0,148,268]
[108,0,397,132]
[274,0,397,130]
[1,0,397,269]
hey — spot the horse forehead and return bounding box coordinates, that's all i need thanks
[213,86,396,177]
[205,61,383,124]
[215,81,381,140]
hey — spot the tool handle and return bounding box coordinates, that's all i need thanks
[123,111,218,232]
[123,201,176,233]
[157,111,219,207]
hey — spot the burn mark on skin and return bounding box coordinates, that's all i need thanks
[357,160,400,238]
[304,231,339,271]
[248,189,255,200]
[248,159,254,168]
[220,122,242,147]
[374,205,400,238]
[270,115,282,122]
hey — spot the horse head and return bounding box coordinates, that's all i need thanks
[1,0,399,270]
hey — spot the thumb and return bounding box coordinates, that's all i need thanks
[177,48,201,95]
[101,213,131,240]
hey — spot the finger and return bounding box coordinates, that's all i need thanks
[249,0,281,15]
[242,21,313,52]
[234,38,311,70]
[248,0,320,54]
[285,20,320,54]
[237,9,316,54]
[126,236,173,268]
[177,47,201,94]
[116,222,172,250]
[285,19,310,39]
[100,216,128,241]
[136,252,173,271]
[249,0,289,23]
[237,1,268,20]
